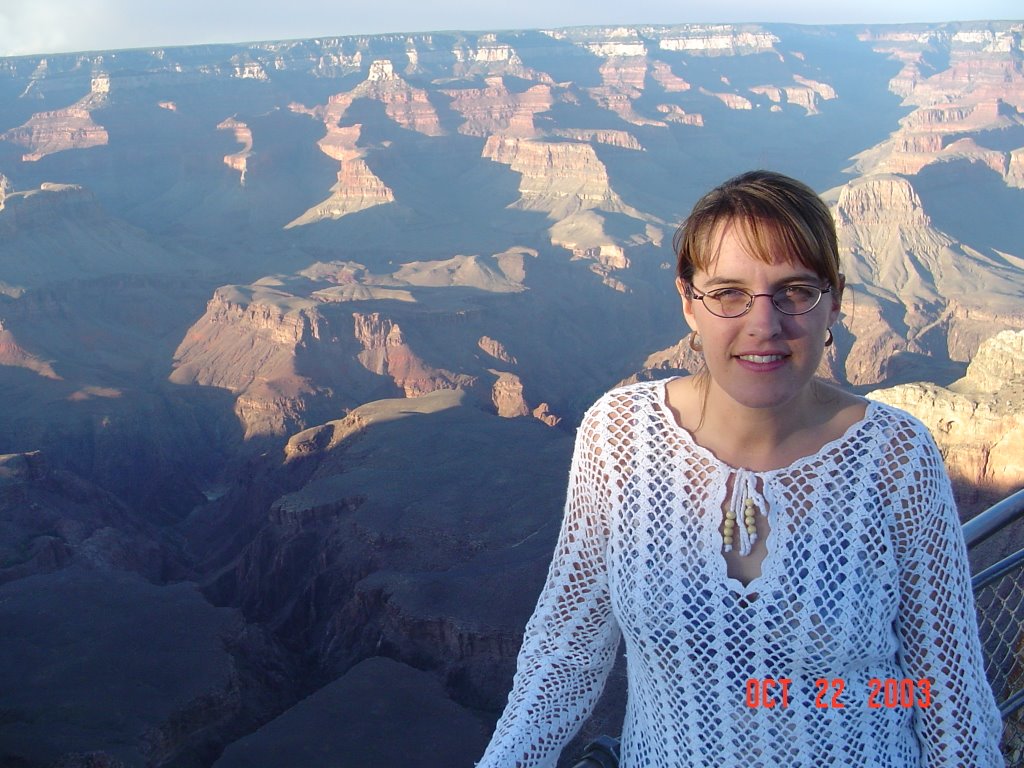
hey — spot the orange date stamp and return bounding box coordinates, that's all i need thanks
[745,677,932,709]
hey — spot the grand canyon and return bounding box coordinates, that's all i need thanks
[0,19,1022,767]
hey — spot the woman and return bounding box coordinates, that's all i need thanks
[476,171,1004,767]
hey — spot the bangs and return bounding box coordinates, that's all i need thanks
[699,216,826,279]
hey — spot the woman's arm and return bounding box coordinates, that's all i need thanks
[477,400,623,768]
[887,417,1004,767]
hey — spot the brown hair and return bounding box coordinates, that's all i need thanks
[672,170,841,292]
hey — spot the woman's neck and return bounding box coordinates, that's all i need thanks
[672,377,864,472]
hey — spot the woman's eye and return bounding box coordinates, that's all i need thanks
[783,285,816,300]
[709,288,744,300]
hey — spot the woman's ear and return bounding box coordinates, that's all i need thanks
[829,273,846,325]
[676,277,697,330]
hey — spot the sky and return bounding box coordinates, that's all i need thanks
[0,0,1020,57]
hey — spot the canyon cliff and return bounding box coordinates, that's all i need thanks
[869,329,1024,513]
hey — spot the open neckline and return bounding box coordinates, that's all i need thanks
[711,474,775,596]
[657,377,875,477]
[652,377,875,596]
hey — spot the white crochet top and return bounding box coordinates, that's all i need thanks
[478,379,1004,768]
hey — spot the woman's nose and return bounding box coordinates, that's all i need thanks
[744,293,784,336]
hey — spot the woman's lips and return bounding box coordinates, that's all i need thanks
[734,353,789,371]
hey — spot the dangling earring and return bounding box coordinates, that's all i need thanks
[689,332,703,352]
[824,328,834,347]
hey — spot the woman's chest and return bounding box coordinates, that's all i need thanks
[604,465,901,668]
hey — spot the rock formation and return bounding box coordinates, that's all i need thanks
[489,369,531,417]
[749,75,837,115]
[391,254,525,292]
[621,337,706,385]
[218,117,253,184]
[478,335,516,364]
[833,174,1024,384]
[1,75,109,161]
[869,329,1024,512]
[442,78,553,137]
[702,88,754,110]
[361,59,445,136]
[171,285,337,438]
[650,60,691,92]
[656,26,780,54]
[450,34,538,79]
[656,104,704,125]
[170,254,540,438]
[285,116,395,226]
[549,128,643,150]
[587,57,666,127]
[285,58,445,225]
[482,136,646,221]
[854,25,1024,182]
[352,310,475,397]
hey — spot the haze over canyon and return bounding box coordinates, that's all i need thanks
[0,19,1022,767]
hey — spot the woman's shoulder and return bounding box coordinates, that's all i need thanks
[577,377,676,434]
[846,396,949,485]
[860,395,939,444]
[588,377,672,411]
[805,382,933,443]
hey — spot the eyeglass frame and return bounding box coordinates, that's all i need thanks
[686,283,832,318]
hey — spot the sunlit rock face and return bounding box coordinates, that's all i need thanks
[834,174,1024,386]
[869,330,1024,512]
[482,136,629,215]
[853,26,1024,182]
[0,19,1022,768]
[1,74,110,161]
[442,77,554,137]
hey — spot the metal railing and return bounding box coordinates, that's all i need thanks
[966,488,1024,767]
[570,487,1024,768]
[964,489,1024,551]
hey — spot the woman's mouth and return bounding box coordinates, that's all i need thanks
[736,354,786,363]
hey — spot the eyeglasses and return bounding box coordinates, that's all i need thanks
[689,284,831,318]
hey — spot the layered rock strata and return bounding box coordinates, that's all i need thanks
[855,25,1024,180]
[171,254,545,438]
[1,75,109,161]
[286,58,443,225]
[482,136,645,221]
[834,174,1024,384]
[442,78,553,137]
[450,34,539,79]
[869,329,1024,512]
[218,117,254,184]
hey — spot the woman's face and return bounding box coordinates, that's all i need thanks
[678,222,843,415]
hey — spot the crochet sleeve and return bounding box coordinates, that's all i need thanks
[885,415,1004,767]
[477,400,622,768]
